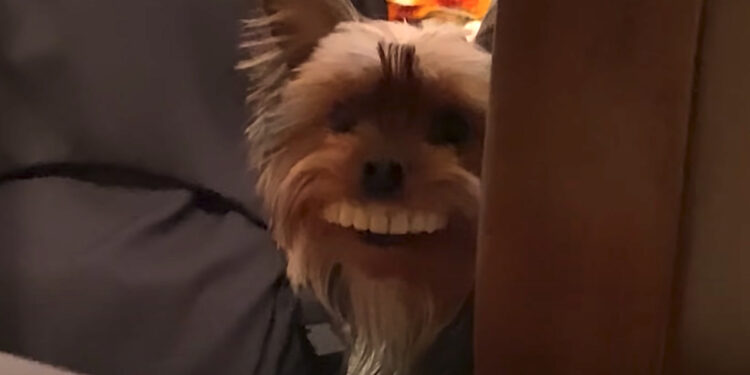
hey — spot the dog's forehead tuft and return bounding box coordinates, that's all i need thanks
[377,42,418,82]
[291,20,491,110]
[308,20,484,72]
[272,20,492,137]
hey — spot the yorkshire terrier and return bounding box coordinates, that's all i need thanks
[240,1,494,373]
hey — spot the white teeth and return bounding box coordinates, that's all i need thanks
[369,211,389,234]
[409,212,427,234]
[321,202,448,235]
[389,211,409,235]
[338,203,354,228]
[425,213,448,233]
[323,203,340,224]
[424,213,441,233]
[352,207,369,231]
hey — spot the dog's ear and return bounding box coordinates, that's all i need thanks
[263,0,362,68]
[474,1,496,52]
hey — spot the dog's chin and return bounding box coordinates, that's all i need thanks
[290,204,475,374]
[280,199,477,374]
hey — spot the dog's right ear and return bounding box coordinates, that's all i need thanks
[263,0,362,68]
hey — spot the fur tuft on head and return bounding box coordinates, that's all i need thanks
[377,42,418,82]
[240,1,494,374]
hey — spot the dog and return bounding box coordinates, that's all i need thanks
[240,1,494,373]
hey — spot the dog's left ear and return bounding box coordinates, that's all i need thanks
[474,1,496,52]
[263,0,363,68]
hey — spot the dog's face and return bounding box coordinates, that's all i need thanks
[242,1,493,373]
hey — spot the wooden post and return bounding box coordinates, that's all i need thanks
[475,0,703,374]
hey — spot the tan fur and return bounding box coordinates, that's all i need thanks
[240,2,491,374]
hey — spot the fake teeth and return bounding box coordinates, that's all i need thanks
[322,202,448,235]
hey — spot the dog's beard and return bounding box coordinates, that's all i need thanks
[259,143,479,375]
[288,245,443,375]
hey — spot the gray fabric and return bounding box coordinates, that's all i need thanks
[0,0,321,374]
[0,0,259,210]
[0,178,312,375]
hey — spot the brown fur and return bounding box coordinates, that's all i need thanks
[240,2,494,373]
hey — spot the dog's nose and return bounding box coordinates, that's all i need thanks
[361,159,404,199]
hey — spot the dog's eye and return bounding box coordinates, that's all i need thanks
[328,103,356,133]
[428,109,471,146]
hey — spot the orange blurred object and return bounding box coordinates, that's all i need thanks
[387,0,491,21]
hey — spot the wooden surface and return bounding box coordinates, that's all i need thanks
[475,0,703,374]
[663,1,750,374]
